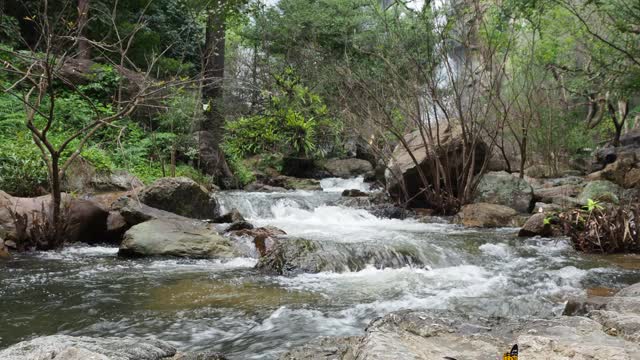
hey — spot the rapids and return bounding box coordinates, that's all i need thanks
[1,177,639,359]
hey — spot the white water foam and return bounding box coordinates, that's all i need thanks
[256,203,460,242]
[320,176,371,192]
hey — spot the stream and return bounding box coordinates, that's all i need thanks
[1,177,640,359]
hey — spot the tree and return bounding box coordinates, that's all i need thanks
[197,0,235,187]
[77,0,90,59]
[0,0,204,247]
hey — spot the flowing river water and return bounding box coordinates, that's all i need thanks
[1,177,640,359]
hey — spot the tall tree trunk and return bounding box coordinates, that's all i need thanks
[77,0,90,60]
[198,3,234,187]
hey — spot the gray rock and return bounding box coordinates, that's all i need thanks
[617,282,640,297]
[323,158,373,179]
[0,335,176,360]
[92,171,144,192]
[341,189,367,197]
[533,202,563,212]
[534,184,582,203]
[256,238,428,275]
[225,221,254,232]
[119,218,235,258]
[112,196,191,227]
[455,203,518,228]
[578,180,622,205]
[139,177,218,219]
[518,213,552,237]
[517,316,640,359]
[474,171,534,213]
[212,208,245,223]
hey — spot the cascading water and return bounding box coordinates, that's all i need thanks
[1,177,639,359]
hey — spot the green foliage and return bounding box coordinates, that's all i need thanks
[0,133,49,196]
[79,64,121,101]
[584,198,604,213]
[224,67,340,159]
[81,147,115,172]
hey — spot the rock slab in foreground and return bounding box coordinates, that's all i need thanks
[0,335,176,360]
[119,218,234,258]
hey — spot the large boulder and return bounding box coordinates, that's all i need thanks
[111,196,191,227]
[474,171,534,213]
[63,157,143,194]
[139,177,218,219]
[518,212,552,237]
[119,218,235,258]
[455,203,518,228]
[533,184,582,203]
[91,171,144,192]
[578,180,622,205]
[322,158,374,179]
[256,238,429,275]
[385,125,488,208]
[0,191,112,248]
[0,335,176,360]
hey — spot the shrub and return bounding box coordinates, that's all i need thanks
[0,134,49,196]
[559,202,640,253]
[223,67,342,160]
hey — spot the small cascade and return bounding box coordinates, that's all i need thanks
[319,176,371,192]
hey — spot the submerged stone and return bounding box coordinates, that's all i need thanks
[256,237,429,275]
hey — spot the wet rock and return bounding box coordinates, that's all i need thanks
[368,204,411,219]
[256,238,428,275]
[228,226,286,256]
[474,171,534,213]
[341,189,367,197]
[577,180,622,205]
[323,158,374,179]
[518,213,552,237]
[265,176,322,191]
[244,182,287,192]
[0,335,177,360]
[385,125,487,208]
[212,208,246,223]
[456,203,518,228]
[119,218,235,258]
[171,352,228,360]
[225,221,254,232]
[139,177,218,219]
